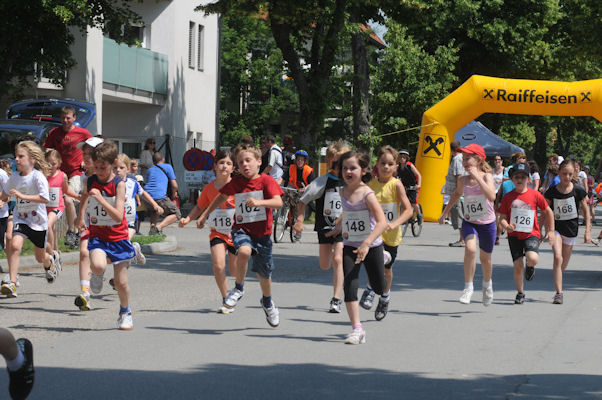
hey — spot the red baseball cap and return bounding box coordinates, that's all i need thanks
[458,144,486,159]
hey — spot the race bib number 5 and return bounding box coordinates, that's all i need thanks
[235,191,266,224]
[88,196,117,226]
[48,187,60,208]
[510,208,535,233]
[342,210,371,242]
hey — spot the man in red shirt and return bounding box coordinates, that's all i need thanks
[43,106,92,248]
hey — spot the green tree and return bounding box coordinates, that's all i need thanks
[0,1,142,98]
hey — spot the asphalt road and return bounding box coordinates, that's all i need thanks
[1,214,601,399]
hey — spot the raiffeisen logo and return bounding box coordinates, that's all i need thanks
[482,88,592,104]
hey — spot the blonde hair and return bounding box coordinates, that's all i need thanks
[116,153,131,169]
[233,143,261,160]
[16,141,50,176]
[45,149,62,165]
[326,140,350,171]
[0,160,11,175]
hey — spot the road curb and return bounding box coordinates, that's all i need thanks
[0,235,178,273]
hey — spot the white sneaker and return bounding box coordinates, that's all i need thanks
[261,300,280,327]
[345,328,366,345]
[132,242,146,265]
[53,250,62,272]
[1,274,19,287]
[90,272,104,294]
[117,312,133,330]
[482,286,494,307]
[218,304,235,314]
[224,288,244,308]
[459,288,474,304]
[383,250,392,266]
[45,256,59,283]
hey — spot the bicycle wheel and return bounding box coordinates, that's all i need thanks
[273,205,290,243]
[412,204,423,237]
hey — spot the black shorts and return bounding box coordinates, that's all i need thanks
[13,223,48,249]
[210,237,237,255]
[317,230,343,244]
[406,189,417,205]
[384,243,398,269]
[508,236,540,261]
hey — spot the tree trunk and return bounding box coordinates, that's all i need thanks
[351,27,371,151]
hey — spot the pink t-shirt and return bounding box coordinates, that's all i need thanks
[46,171,66,212]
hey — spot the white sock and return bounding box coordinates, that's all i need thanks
[81,280,90,288]
[464,282,474,290]
[483,280,493,289]
[6,349,24,371]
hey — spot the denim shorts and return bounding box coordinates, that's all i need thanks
[231,229,274,279]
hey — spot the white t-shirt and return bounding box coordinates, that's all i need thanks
[528,172,540,189]
[0,170,9,218]
[3,169,49,230]
[578,171,587,187]
[268,144,284,181]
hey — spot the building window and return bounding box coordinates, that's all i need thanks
[189,21,196,69]
[197,25,204,71]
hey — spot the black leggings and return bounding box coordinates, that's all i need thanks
[343,244,386,302]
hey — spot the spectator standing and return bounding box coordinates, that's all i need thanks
[43,105,92,248]
[262,135,284,184]
[139,138,156,179]
[143,152,180,235]
[445,141,466,247]
[541,154,560,193]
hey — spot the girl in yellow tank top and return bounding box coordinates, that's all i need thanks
[364,146,413,321]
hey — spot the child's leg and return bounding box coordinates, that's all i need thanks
[0,328,18,361]
[89,249,109,277]
[45,212,58,257]
[258,275,271,298]
[513,257,525,293]
[7,235,24,283]
[128,227,135,241]
[79,238,90,282]
[227,251,238,279]
[479,249,493,282]
[234,245,251,285]
[342,246,362,325]
[363,246,386,296]
[113,261,130,309]
[34,246,50,269]
[318,243,334,270]
[551,234,564,293]
[332,242,344,299]
[463,234,478,285]
[210,242,229,299]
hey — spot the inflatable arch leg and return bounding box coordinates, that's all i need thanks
[415,75,602,222]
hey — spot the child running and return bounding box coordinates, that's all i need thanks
[498,162,555,304]
[75,140,136,329]
[0,328,34,399]
[197,143,283,327]
[438,144,497,306]
[544,159,591,304]
[44,150,80,270]
[293,140,349,313]
[180,150,238,313]
[365,145,412,320]
[328,150,387,344]
[0,141,57,298]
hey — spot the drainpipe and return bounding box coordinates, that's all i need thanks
[214,14,222,150]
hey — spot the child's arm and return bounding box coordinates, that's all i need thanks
[140,190,164,216]
[353,192,387,263]
[324,215,343,237]
[473,172,497,202]
[388,181,413,230]
[581,196,591,243]
[409,163,422,189]
[76,183,89,231]
[9,190,48,204]
[245,194,282,210]
[88,181,125,223]
[542,205,555,242]
[179,204,205,227]
[293,201,307,234]
[498,212,513,233]
[197,193,228,228]
[438,178,464,224]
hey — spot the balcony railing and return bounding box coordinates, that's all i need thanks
[103,38,168,95]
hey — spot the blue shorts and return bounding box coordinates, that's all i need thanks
[88,237,136,264]
[231,229,274,279]
[461,220,497,254]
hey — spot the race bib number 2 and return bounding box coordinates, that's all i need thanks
[235,191,266,224]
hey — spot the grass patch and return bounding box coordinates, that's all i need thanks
[131,234,166,245]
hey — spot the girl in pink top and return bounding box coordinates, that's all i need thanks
[45,150,80,263]
[439,144,497,306]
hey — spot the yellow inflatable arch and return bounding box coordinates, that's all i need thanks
[416,75,602,222]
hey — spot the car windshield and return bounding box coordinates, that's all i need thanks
[0,127,42,159]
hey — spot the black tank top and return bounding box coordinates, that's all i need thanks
[397,163,416,188]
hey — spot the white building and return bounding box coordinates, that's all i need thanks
[9,0,219,197]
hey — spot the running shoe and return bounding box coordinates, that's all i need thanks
[109,278,116,290]
[148,226,161,236]
[495,237,500,245]
[1,281,17,298]
[8,338,34,400]
[359,288,375,310]
[345,328,366,345]
[223,288,244,309]
[591,238,599,246]
[75,289,91,311]
[459,288,473,304]
[449,240,465,247]
[64,230,75,247]
[53,250,61,271]
[553,292,564,305]
[117,312,134,330]
[383,250,392,266]
[2,273,20,287]
[44,256,59,283]
[261,299,280,327]
[218,304,235,314]
[375,298,389,321]
[132,241,146,265]
[482,286,494,307]
[525,266,535,281]
[90,272,104,294]
[515,292,526,304]
[328,298,342,313]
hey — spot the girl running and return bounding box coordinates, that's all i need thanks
[439,144,497,306]
[364,146,412,320]
[293,140,349,313]
[44,150,80,269]
[328,150,387,344]
[544,159,591,304]
[0,141,56,298]
[179,150,238,313]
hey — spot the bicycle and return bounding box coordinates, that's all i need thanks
[273,186,302,243]
[402,186,423,237]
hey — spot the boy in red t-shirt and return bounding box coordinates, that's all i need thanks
[198,144,283,327]
[498,162,555,304]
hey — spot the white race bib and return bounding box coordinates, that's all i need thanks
[235,191,266,224]
[342,210,371,242]
[16,197,37,213]
[125,197,137,223]
[381,203,398,224]
[510,208,535,233]
[47,187,60,208]
[553,197,578,221]
[464,195,487,221]
[324,190,342,218]
[209,208,235,234]
[88,196,117,226]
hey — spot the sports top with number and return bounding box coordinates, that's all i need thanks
[499,188,548,240]
[0,169,9,218]
[544,184,586,238]
[198,180,235,244]
[462,176,495,225]
[43,126,92,178]
[299,173,344,233]
[341,189,383,248]
[369,177,402,246]
[46,170,66,212]
[125,177,143,224]
[86,175,129,242]
[3,169,49,231]
[219,174,283,238]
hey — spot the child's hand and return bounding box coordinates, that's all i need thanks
[385,222,395,232]
[437,213,446,225]
[293,220,304,235]
[75,218,86,232]
[8,189,22,199]
[584,231,591,244]
[546,231,555,243]
[353,244,369,264]
[506,223,515,233]
[465,165,478,177]
[88,188,102,200]
[246,196,260,208]
[196,216,207,229]
[324,227,341,238]
[179,217,190,228]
